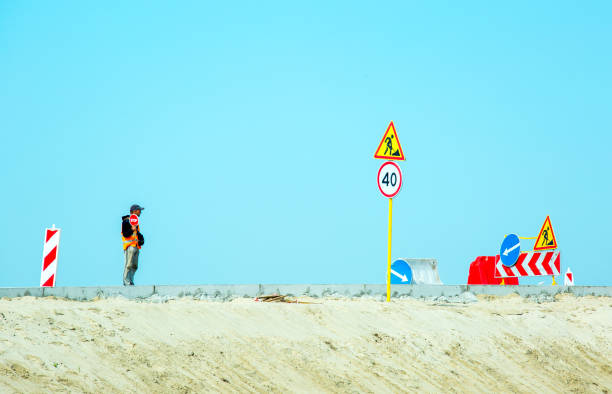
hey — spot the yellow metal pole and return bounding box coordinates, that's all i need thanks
[387,198,392,302]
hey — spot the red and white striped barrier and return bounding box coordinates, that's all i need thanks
[40,226,61,287]
[564,267,574,286]
[494,250,560,278]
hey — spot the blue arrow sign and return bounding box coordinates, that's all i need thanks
[500,234,521,267]
[390,259,413,284]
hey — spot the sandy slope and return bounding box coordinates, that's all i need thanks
[0,294,610,393]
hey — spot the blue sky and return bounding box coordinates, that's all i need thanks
[1,1,610,287]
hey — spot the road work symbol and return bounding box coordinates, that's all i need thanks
[500,234,521,267]
[534,216,557,251]
[384,135,397,156]
[374,121,405,161]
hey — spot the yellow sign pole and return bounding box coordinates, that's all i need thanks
[387,197,392,302]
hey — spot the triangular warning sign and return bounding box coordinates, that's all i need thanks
[534,216,558,251]
[374,121,405,160]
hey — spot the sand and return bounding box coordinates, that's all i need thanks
[0,294,610,393]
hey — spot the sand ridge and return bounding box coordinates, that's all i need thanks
[0,294,610,393]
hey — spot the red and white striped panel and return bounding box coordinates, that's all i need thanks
[40,227,61,287]
[494,250,560,278]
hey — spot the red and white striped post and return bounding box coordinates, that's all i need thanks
[564,267,574,286]
[40,225,61,287]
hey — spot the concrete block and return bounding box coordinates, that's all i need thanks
[399,284,463,298]
[466,285,517,296]
[154,284,260,300]
[0,287,45,298]
[257,284,393,298]
[0,284,610,300]
[258,284,361,298]
[42,286,154,300]
[568,286,612,297]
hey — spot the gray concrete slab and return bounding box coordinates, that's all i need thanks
[41,286,154,301]
[154,285,261,300]
[392,284,465,298]
[567,286,612,297]
[0,287,45,298]
[465,285,612,297]
[258,284,385,298]
[0,285,610,301]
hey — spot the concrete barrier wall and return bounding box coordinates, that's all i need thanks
[42,286,155,301]
[0,284,610,301]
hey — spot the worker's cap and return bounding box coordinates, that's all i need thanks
[130,204,145,212]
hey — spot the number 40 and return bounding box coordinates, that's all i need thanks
[382,172,397,187]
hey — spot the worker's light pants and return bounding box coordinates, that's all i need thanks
[123,246,139,286]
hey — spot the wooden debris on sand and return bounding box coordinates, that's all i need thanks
[254,294,319,304]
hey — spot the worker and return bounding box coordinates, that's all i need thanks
[121,204,145,286]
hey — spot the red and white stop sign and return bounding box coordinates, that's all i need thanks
[129,214,139,226]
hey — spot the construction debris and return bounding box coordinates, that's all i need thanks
[254,294,319,304]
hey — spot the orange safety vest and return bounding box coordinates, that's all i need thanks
[122,225,141,250]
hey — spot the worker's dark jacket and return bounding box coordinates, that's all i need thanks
[121,215,145,247]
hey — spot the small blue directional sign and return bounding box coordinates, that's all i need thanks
[500,234,521,267]
[390,259,413,284]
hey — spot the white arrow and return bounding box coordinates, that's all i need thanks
[391,269,409,282]
[503,242,520,256]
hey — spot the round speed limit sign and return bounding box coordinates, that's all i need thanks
[377,161,402,198]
